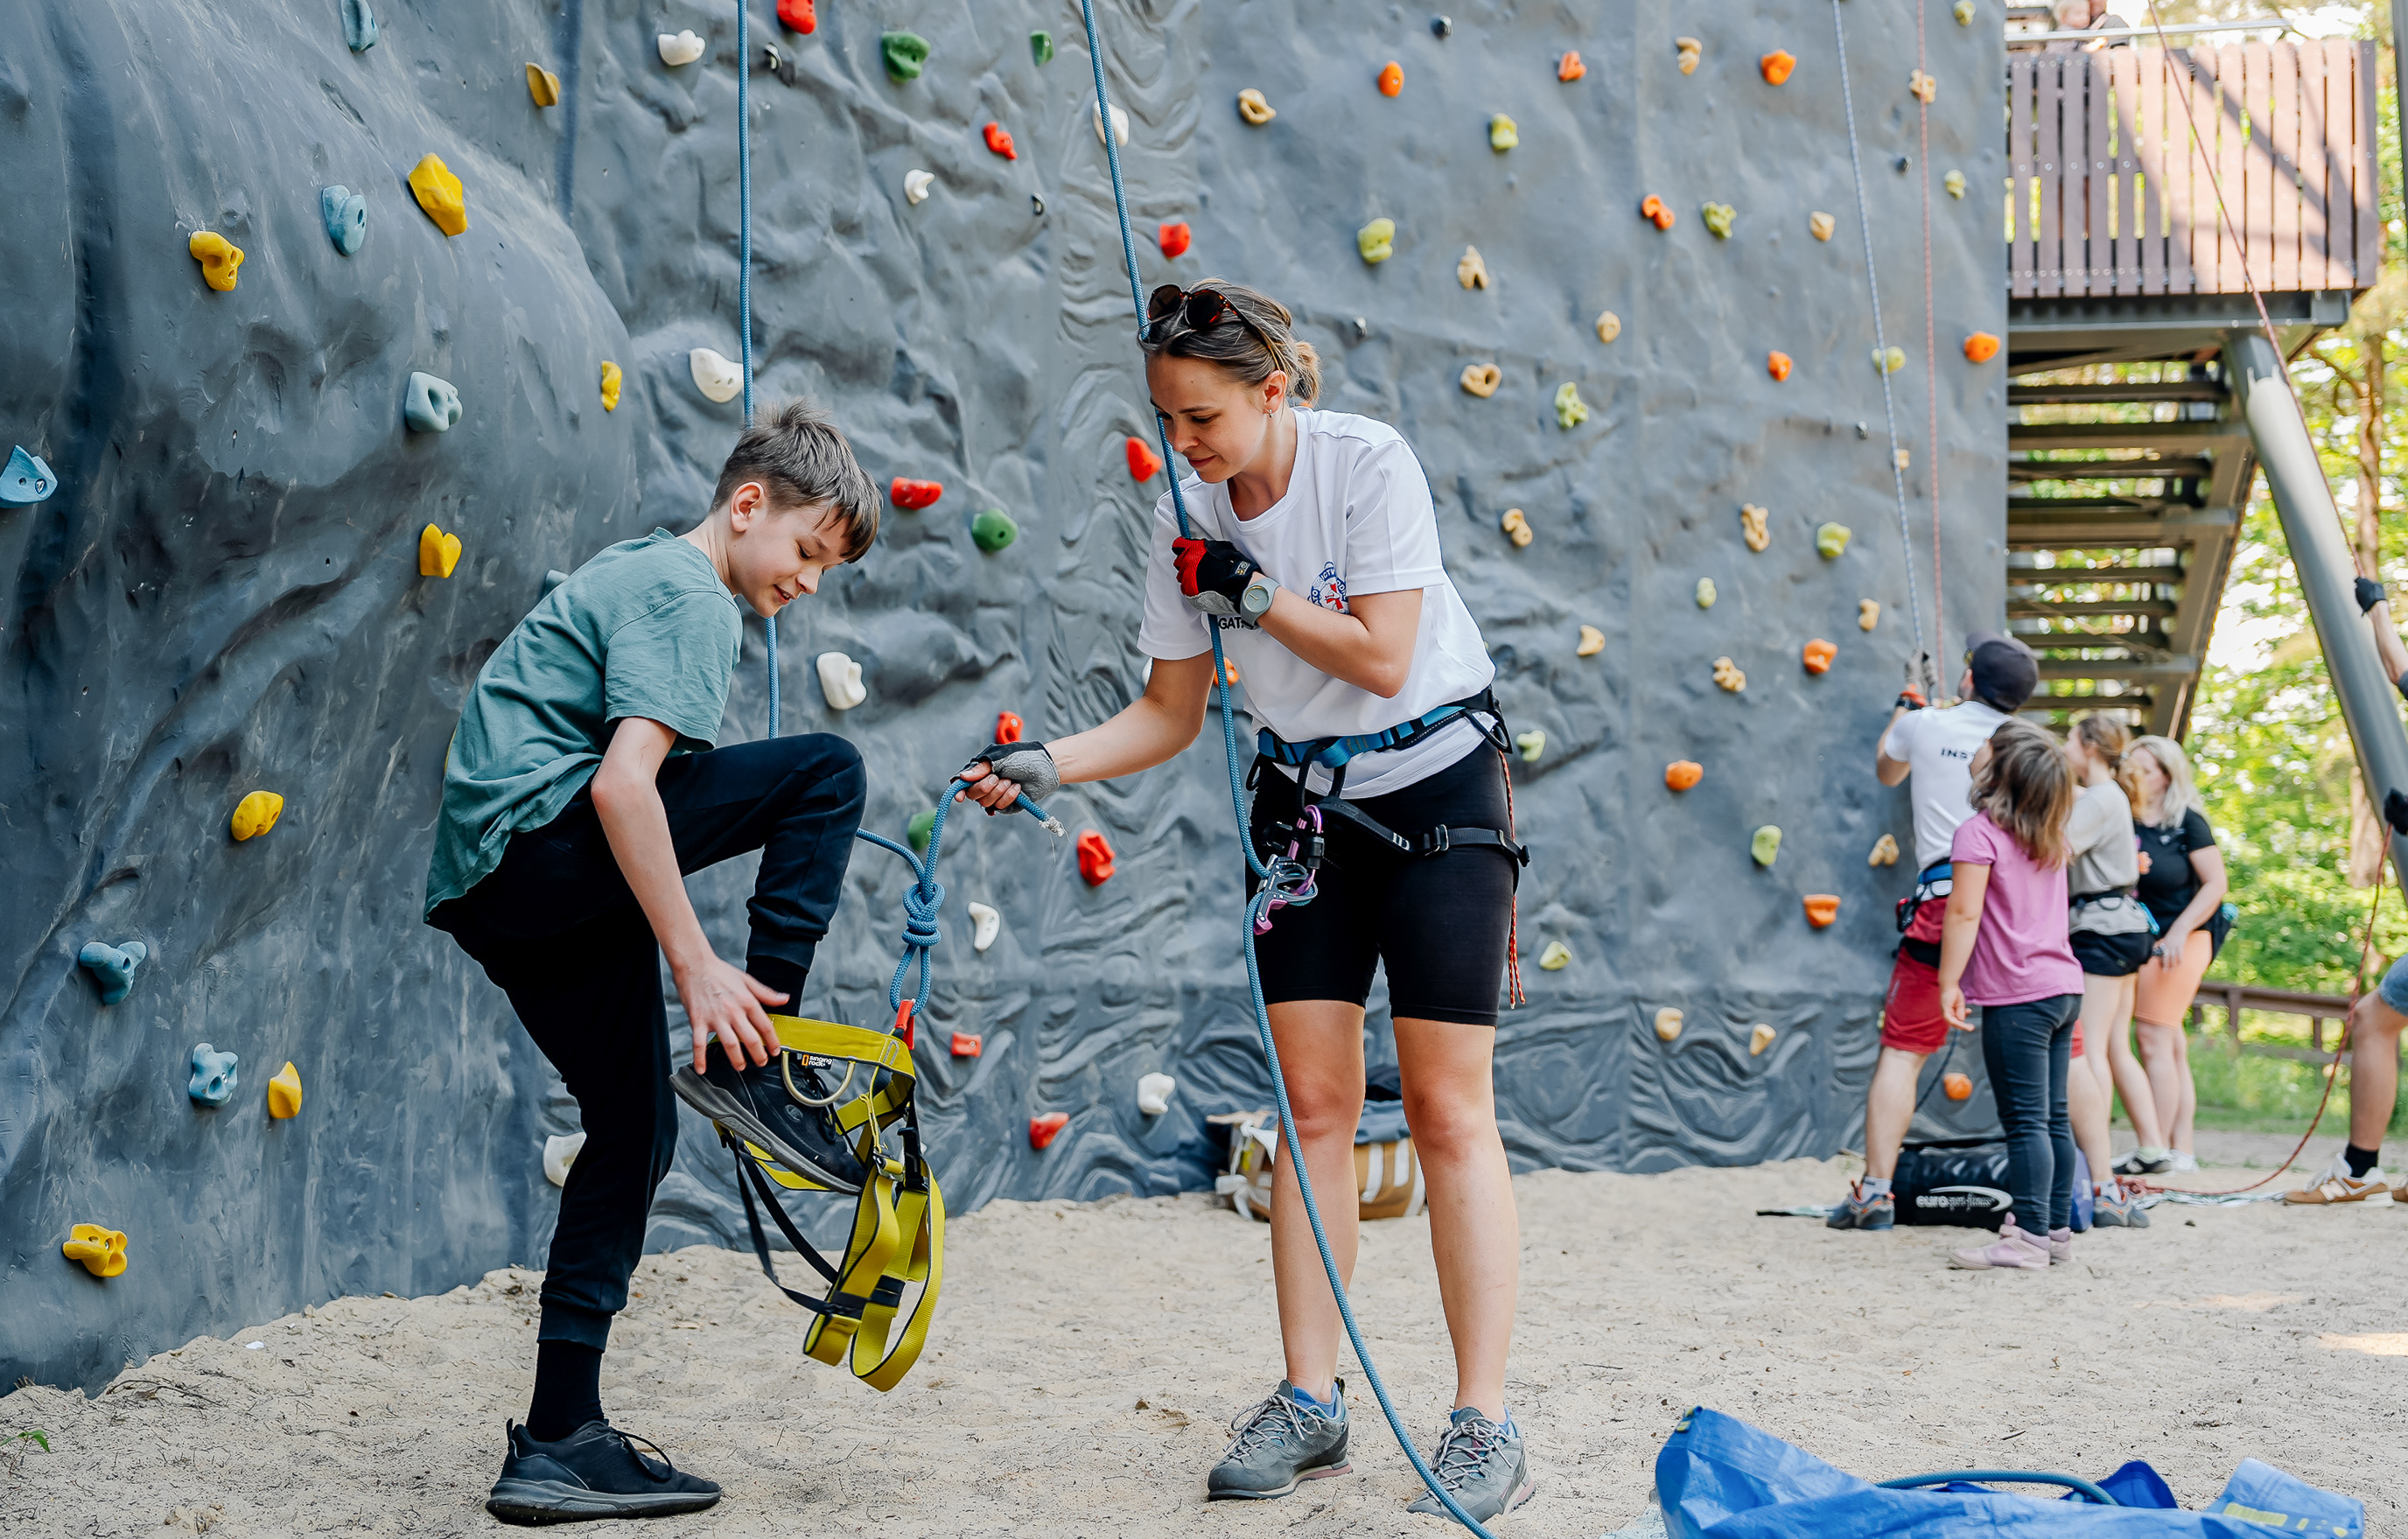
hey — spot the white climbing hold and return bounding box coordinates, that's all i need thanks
[543,1132,586,1187]
[968,900,1000,953]
[1457,246,1490,290]
[1093,101,1130,146]
[1537,941,1572,971]
[1577,624,1606,657]
[658,29,705,66]
[816,650,866,710]
[690,347,743,403]
[1859,598,1881,631]
[1137,1072,1176,1116]
[1654,1007,1684,1042]
[904,168,934,206]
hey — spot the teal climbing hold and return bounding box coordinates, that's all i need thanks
[320,186,367,256]
[342,0,377,52]
[907,809,937,854]
[1030,30,1054,65]
[882,31,930,80]
[78,941,147,1006]
[188,1044,241,1108]
[404,372,461,433]
[971,508,1018,553]
[3,445,55,505]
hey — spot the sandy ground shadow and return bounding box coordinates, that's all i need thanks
[7,1135,2405,1536]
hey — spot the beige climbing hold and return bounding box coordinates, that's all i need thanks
[1515,730,1546,763]
[1810,211,1836,241]
[1712,656,1746,693]
[1457,246,1490,290]
[1894,447,1912,470]
[1909,69,1937,105]
[1500,507,1533,548]
[1676,37,1702,73]
[1654,1007,1684,1042]
[968,901,1001,953]
[526,63,562,107]
[816,651,866,710]
[543,1132,585,1187]
[1695,577,1717,609]
[1137,1073,1177,1116]
[1869,832,1900,867]
[1577,624,1605,657]
[690,347,743,403]
[1092,101,1130,146]
[1944,169,1967,199]
[1460,362,1502,398]
[1595,311,1620,343]
[1749,1023,1777,1057]
[904,168,934,205]
[1537,941,1572,971]
[1236,87,1276,125]
[1859,598,1880,631]
[1740,504,1769,553]
[658,29,705,66]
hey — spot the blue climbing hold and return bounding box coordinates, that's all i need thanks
[188,1044,241,1108]
[404,372,461,433]
[78,941,147,1006]
[3,445,54,505]
[342,0,377,52]
[320,185,367,255]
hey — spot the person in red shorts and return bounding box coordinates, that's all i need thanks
[1830,633,2038,1229]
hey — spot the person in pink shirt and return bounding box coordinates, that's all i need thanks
[1938,720,2085,1271]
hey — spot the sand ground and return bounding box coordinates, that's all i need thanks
[7,1133,2406,1537]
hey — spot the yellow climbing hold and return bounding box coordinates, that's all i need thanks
[1236,87,1276,125]
[1695,577,1717,609]
[1460,362,1502,398]
[1499,507,1533,548]
[1537,941,1572,971]
[1488,113,1519,150]
[62,1224,128,1279]
[1713,656,1746,693]
[599,360,622,411]
[1870,832,1901,866]
[1701,202,1736,239]
[1945,169,1967,199]
[1816,521,1852,559]
[419,522,463,577]
[1956,0,1976,20]
[409,153,468,236]
[1357,218,1396,264]
[1553,381,1588,430]
[1859,598,1881,631]
[1595,311,1621,343]
[1810,210,1836,241]
[1654,1007,1685,1042]
[1872,345,1906,375]
[1751,825,1782,866]
[1909,69,1937,105]
[1749,1023,1777,1057]
[187,232,243,292]
[267,1061,304,1119]
[1740,504,1769,552]
[526,63,562,107]
[1577,624,1606,657]
[1515,730,1547,763]
[230,790,284,842]
[1457,246,1490,290]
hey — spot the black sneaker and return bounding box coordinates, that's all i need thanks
[2112,1150,2174,1177]
[671,1049,871,1194]
[486,1420,720,1525]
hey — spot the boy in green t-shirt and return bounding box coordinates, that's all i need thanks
[426,400,881,1523]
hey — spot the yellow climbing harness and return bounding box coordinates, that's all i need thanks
[713,1011,943,1392]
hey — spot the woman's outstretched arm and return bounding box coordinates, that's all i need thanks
[956,652,1216,809]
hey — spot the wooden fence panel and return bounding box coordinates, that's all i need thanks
[2269,41,2299,293]
[2354,40,2380,288]
[2011,54,2035,297]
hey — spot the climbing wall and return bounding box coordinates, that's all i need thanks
[1,0,2003,1391]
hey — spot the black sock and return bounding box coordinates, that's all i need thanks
[527,1338,605,1442]
[747,956,808,1010]
[2346,1143,2382,1179]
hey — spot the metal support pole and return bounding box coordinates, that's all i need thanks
[2225,329,2408,880]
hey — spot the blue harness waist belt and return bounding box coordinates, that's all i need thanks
[1255,689,1528,875]
[1256,687,1510,771]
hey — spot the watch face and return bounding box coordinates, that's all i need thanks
[1242,573,1276,617]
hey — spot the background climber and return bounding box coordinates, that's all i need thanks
[957,280,1535,1525]
[424,400,880,1523]
[1829,632,2038,1230]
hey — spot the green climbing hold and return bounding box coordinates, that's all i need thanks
[1872,345,1907,375]
[882,31,930,80]
[1752,826,1782,867]
[972,508,1018,553]
[1357,218,1396,263]
[1816,521,1852,559]
[1701,202,1736,239]
[1030,30,1054,65]
[1553,381,1589,430]
[907,809,937,854]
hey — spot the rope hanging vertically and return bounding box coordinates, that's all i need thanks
[735,0,780,737]
[1914,0,1943,654]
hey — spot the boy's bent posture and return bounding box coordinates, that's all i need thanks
[424,400,879,1523]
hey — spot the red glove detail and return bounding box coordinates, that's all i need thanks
[1173,535,1207,598]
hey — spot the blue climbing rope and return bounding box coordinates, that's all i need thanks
[1076,3,1494,1533]
[734,0,781,738]
[857,781,1060,1018]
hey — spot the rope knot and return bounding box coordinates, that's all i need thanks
[900,877,945,952]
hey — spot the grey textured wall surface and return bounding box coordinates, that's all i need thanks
[3,0,2003,1391]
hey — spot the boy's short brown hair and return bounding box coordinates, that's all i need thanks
[710,398,881,562]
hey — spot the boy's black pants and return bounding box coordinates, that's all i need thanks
[430,733,866,1350]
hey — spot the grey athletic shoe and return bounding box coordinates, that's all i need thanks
[1407,1407,1536,1522]
[2091,1185,2151,1228]
[671,1051,869,1195]
[1207,1382,1351,1500]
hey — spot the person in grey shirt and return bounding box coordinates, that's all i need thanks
[2062,716,2160,1225]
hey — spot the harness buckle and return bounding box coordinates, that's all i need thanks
[1422,825,1452,857]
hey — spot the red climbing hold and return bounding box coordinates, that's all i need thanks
[996,710,1025,745]
[777,0,815,31]
[951,1032,984,1058]
[1077,829,1116,885]
[1158,220,1192,258]
[1124,436,1163,481]
[890,478,943,509]
[984,122,1018,160]
[1029,1112,1069,1150]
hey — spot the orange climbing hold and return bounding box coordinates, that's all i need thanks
[1640,195,1675,231]
[996,710,1024,745]
[1377,60,1404,96]
[1942,1072,1974,1101]
[890,478,942,510]
[1802,894,1841,927]
[1158,221,1192,259]
[984,122,1017,160]
[1767,351,1792,382]
[1558,51,1586,81]
[1029,1112,1070,1150]
[777,0,816,31]
[950,1032,983,1058]
[1077,829,1116,885]
[1760,50,1796,85]
[1125,436,1163,481]
[1664,760,1703,792]
[1964,331,2001,363]
[1802,638,1837,674]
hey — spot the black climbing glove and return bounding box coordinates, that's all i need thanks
[2386,788,2408,839]
[1172,535,1264,617]
[964,740,1060,801]
[2358,576,2387,614]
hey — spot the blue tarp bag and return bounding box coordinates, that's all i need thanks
[1656,1407,2362,1538]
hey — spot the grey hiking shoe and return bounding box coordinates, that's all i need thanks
[1407,1407,1536,1522]
[671,1050,870,1195]
[1207,1382,1351,1500]
[2091,1185,2151,1228]
[1825,1182,1894,1230]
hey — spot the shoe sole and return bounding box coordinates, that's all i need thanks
[486,1480,720,1525]
[1207,1459,1352,1500]
[1409,1468,1538,1522]
[670,1068,864,1195]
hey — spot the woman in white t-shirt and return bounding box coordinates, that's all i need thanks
[957,281,1532,1523]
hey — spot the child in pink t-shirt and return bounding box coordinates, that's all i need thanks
[1938,721,2084,1272]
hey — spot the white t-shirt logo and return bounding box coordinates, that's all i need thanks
[1309,562,1348,612]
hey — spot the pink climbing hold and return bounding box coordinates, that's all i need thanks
[984,122,1018,160]
[1029,1112,1069,1150]
[1125,437,1163,481]
[1158,221,1192,259]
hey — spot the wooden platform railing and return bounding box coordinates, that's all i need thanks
[2008,41,2381,298]
[2189,982,2364,1063]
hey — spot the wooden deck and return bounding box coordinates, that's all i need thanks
[2007,41,2382,300]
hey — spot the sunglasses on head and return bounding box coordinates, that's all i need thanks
[1141,284,1269,346]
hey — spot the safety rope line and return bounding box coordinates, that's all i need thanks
[735,0,781,738]
[1075,3,1500,1531]
[858,782,1058,1018]
[1833,0,1936,686]
[1914,0,1943,655]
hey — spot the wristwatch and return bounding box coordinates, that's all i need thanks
[1239,570,1278,620]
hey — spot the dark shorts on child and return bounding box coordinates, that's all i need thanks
[1245,745,1516,1027]
[2070,928,2153,977]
